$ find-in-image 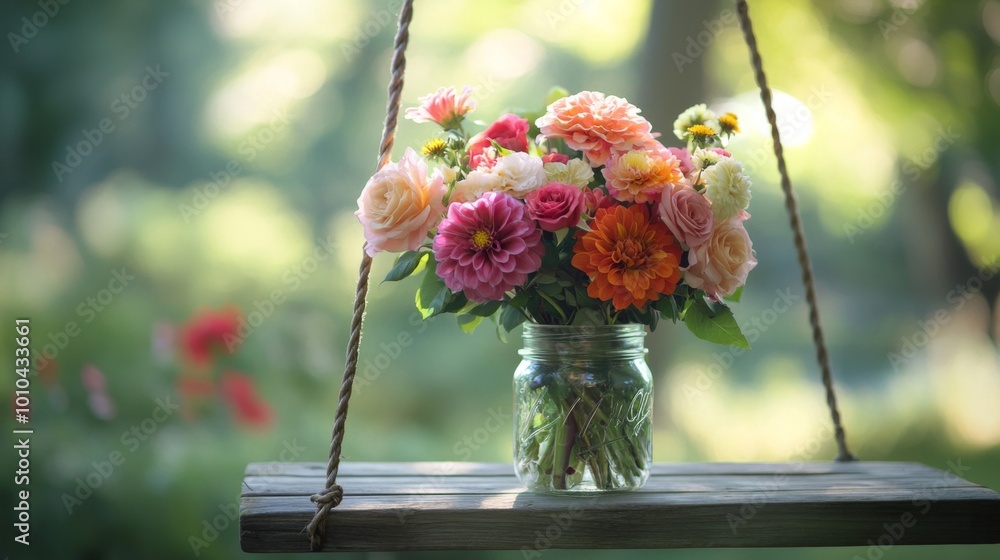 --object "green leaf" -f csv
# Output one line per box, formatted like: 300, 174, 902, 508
441, 291, 468, 314
683, 298, 750, 349
500, 304, 527, 334
415, 260, 449, 319
467, 300, 502, 317
508, 290, 530, 309
723, 285, 744, 303
457, 313, 484, 334
384, 250, 429, 283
